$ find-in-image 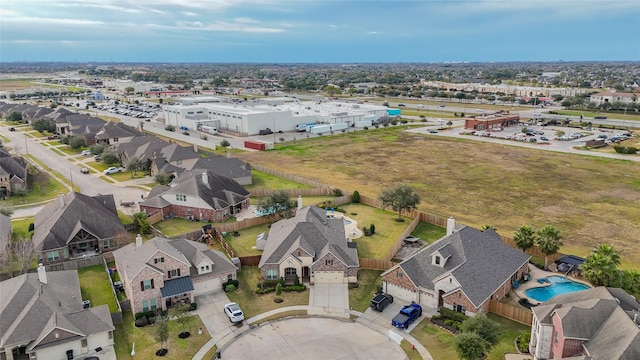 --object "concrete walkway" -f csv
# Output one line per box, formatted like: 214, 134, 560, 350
192, 283, 435, 360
